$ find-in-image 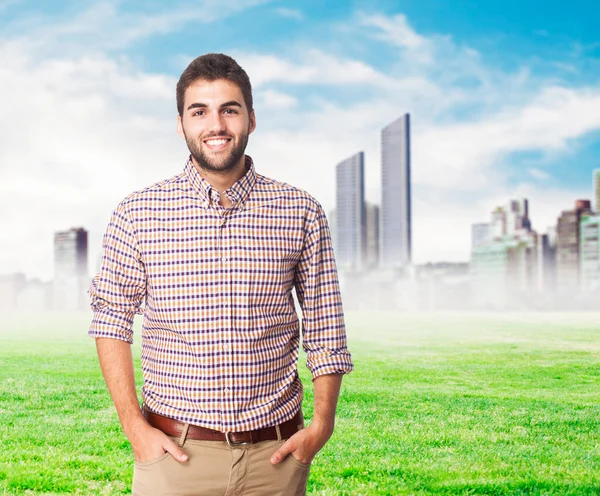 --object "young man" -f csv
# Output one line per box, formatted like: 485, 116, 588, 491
89, 53, 353, 496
